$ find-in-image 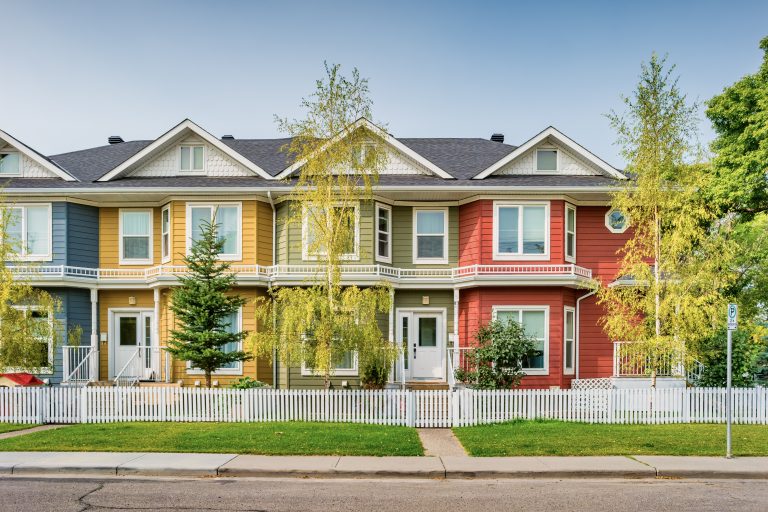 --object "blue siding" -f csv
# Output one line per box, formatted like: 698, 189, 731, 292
66, 203, 99, 268
51, 202, 67, 265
